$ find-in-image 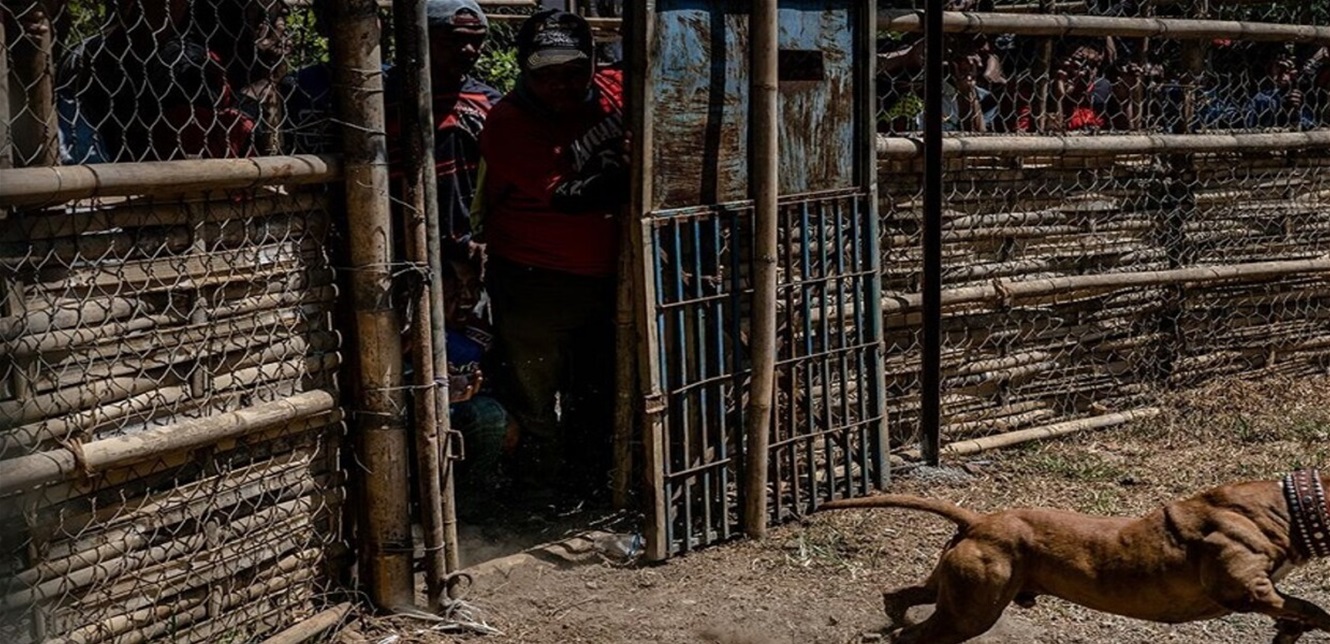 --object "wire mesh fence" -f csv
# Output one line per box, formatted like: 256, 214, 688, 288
2, 0, 349, 640
0, 186, 347, 642
876, 2, 1330, 453
876, 3, 1330, 136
